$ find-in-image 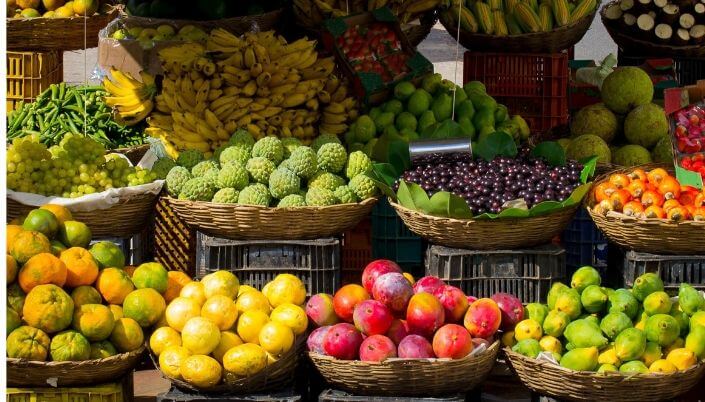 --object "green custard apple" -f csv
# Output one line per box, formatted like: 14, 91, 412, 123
165, 166, 192, 197
317, 143, 347, 173
334, 185, 358, 204
217, 163, 249, 190
237, 183, 271, 206
191, 160, 219, 177
308, 172, 345, 192
277, 194, 306, 207
311, 133, 342, 152
219, 146, 250, 167
228, 129, 255, 151
151, 158, 176, 180
176, 149, 204, 170
287, 146, 318, 179
305, 187, 338, 206
345, 151, 373, 180
178, 177, 215, 201
251, 136, 284, 164
212, 188, 239, 204
269, 167, 300, 199
348, 174, 378, 200
246, 157, 276, 184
